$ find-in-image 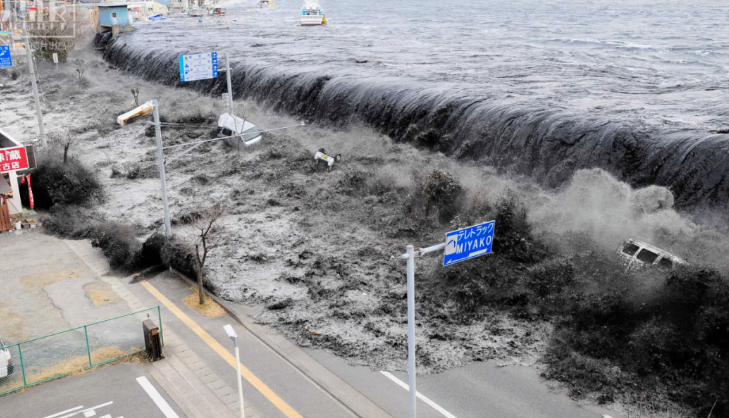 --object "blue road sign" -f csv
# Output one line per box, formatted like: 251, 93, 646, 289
179, 51, 218, 82
443, 220, 495, 266
0, 46, 12, 68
